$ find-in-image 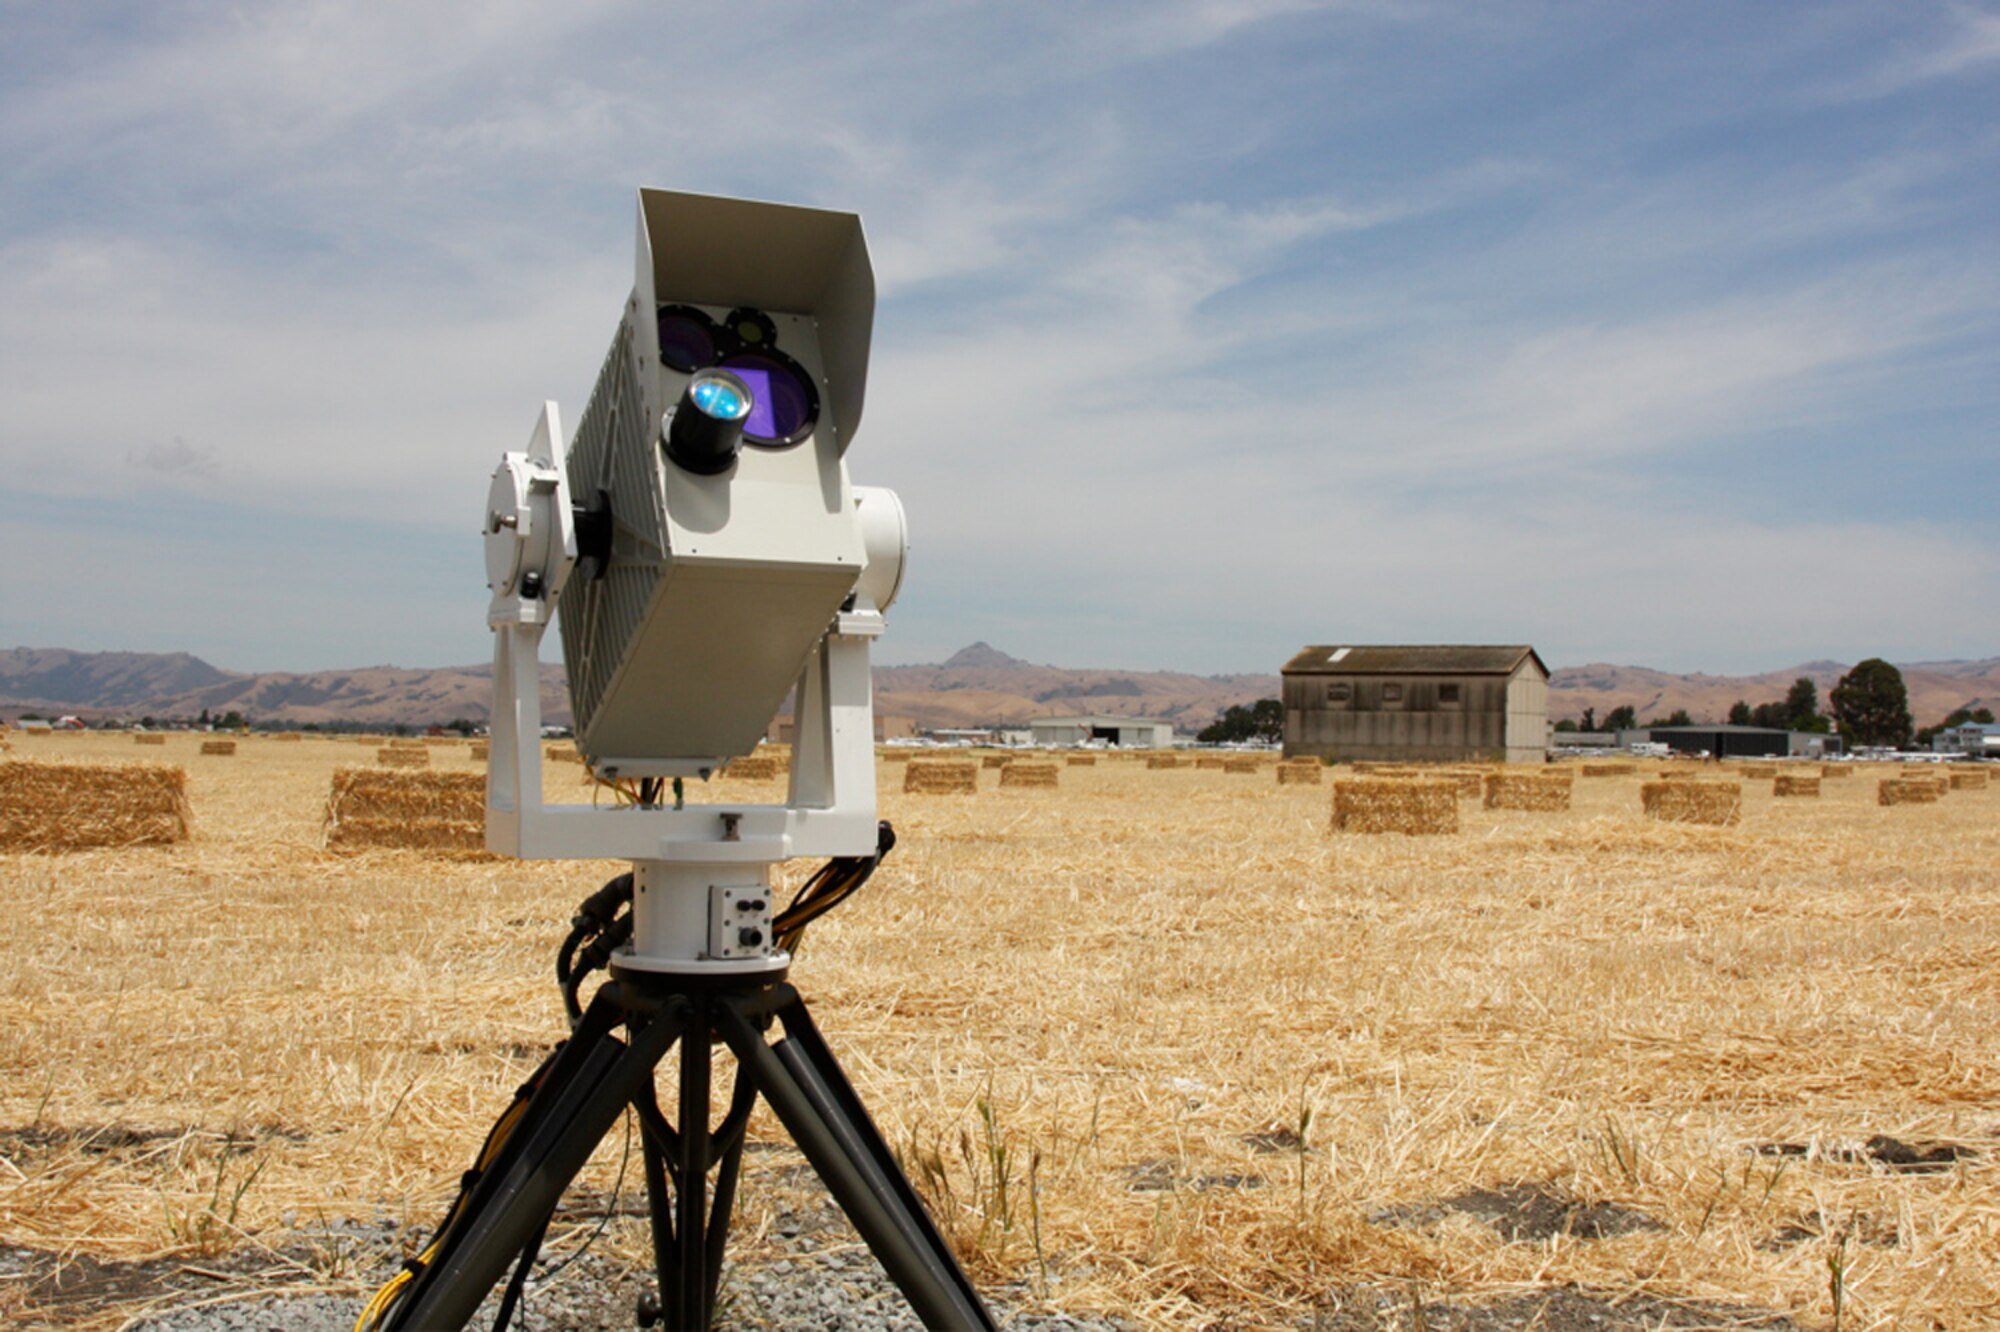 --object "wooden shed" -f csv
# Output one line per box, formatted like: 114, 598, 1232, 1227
1281, 644, 1548, 765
